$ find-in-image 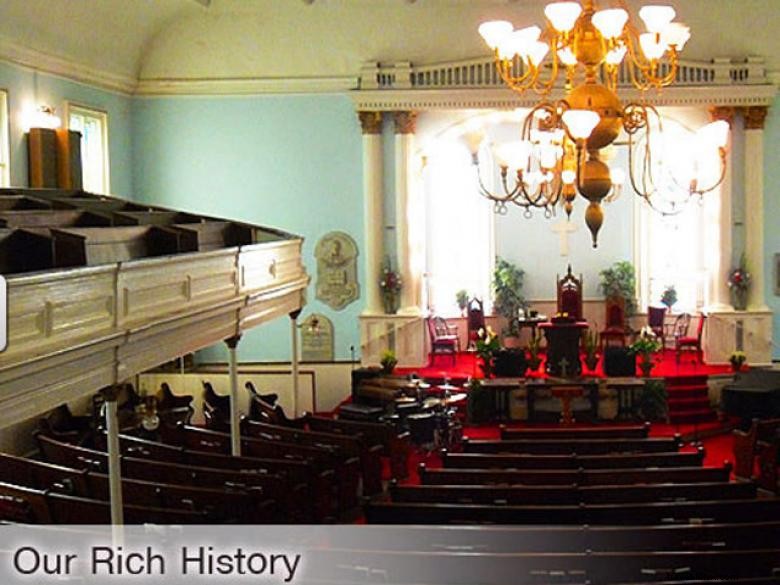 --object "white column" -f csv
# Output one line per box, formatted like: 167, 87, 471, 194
743, 106, 769, 311
104, 388, 123, 526
226, 335, 242, 456
707, 106, 735, 312
290, 310, 301, 417
394, 111, 419, 314
359, 111, 385, 315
